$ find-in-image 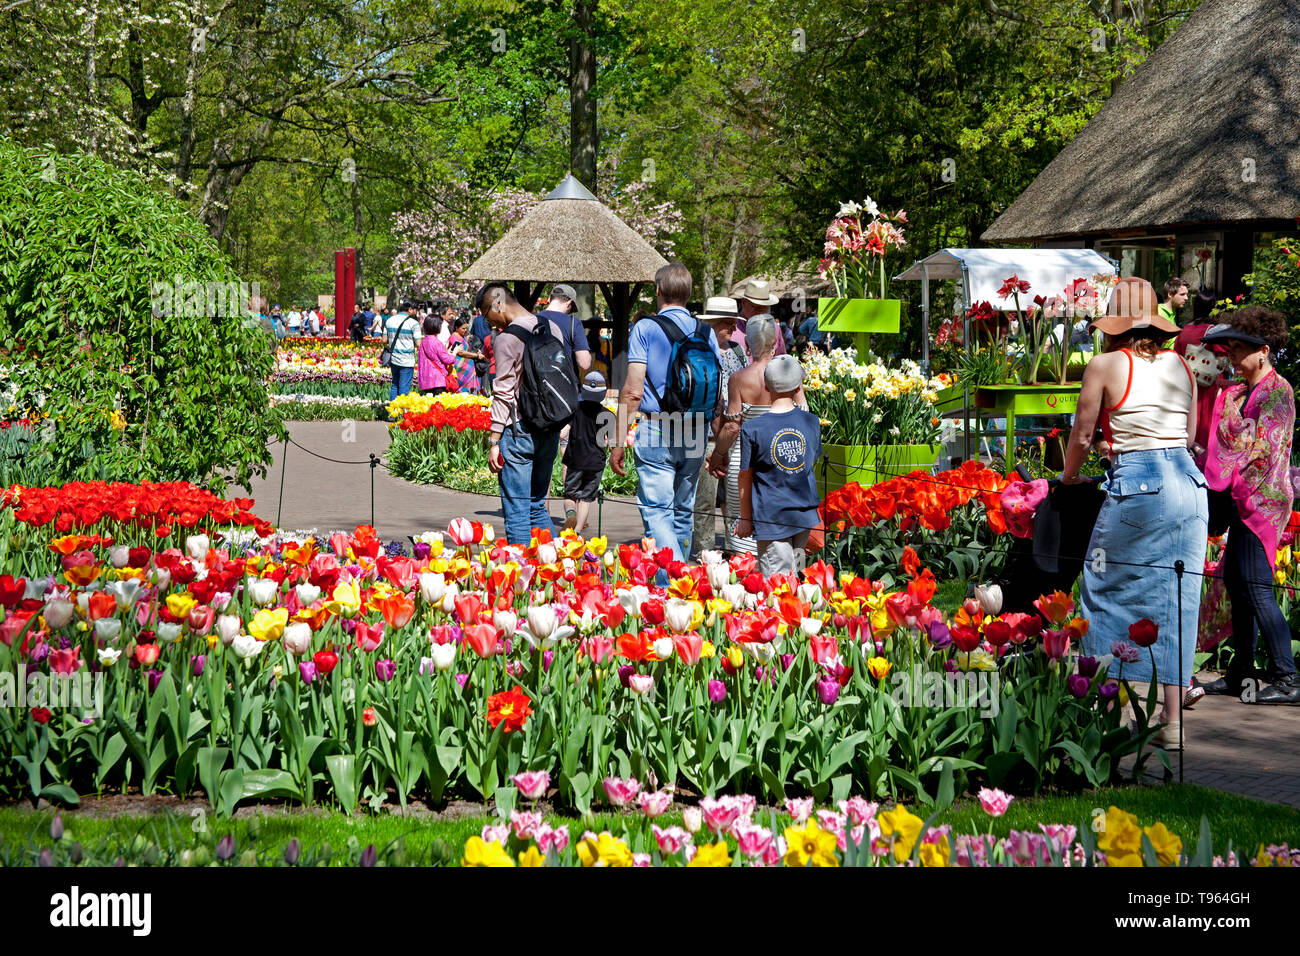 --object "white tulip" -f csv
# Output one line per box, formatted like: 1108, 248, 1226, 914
742, 641, 776, 664
526, 605, 557, 642
653, 637, 674, 661
282, 622, 312, 655
721, 583, 746, 610
493, 609, 518, 637
107, 579, 142, 609
43, 598, 75, 629
419, 572, 447, 603
800, 617, 824, 638
697, 549, 724, 567
974, 583, 1003, 617
294, 583, 321, 606
618, 586, 649, 617
602, 550, 616, 570
151, 568, 172, 591
797, 583, 823, 609
157, 622, 184, 644
94, 619, 122, 642
706, 562, 731, 591
185, 534, 210, 562
108, 545, 131, 568
215, 614, 242, 646
440, 586, 461, 615
96, 647, 122, 666
231, 634, 264, 660
429, 642, 456, 671
664, 598, 695, 634
537, 542, 557, 565
24, 578, 48, 600
246, 576, 278, 606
